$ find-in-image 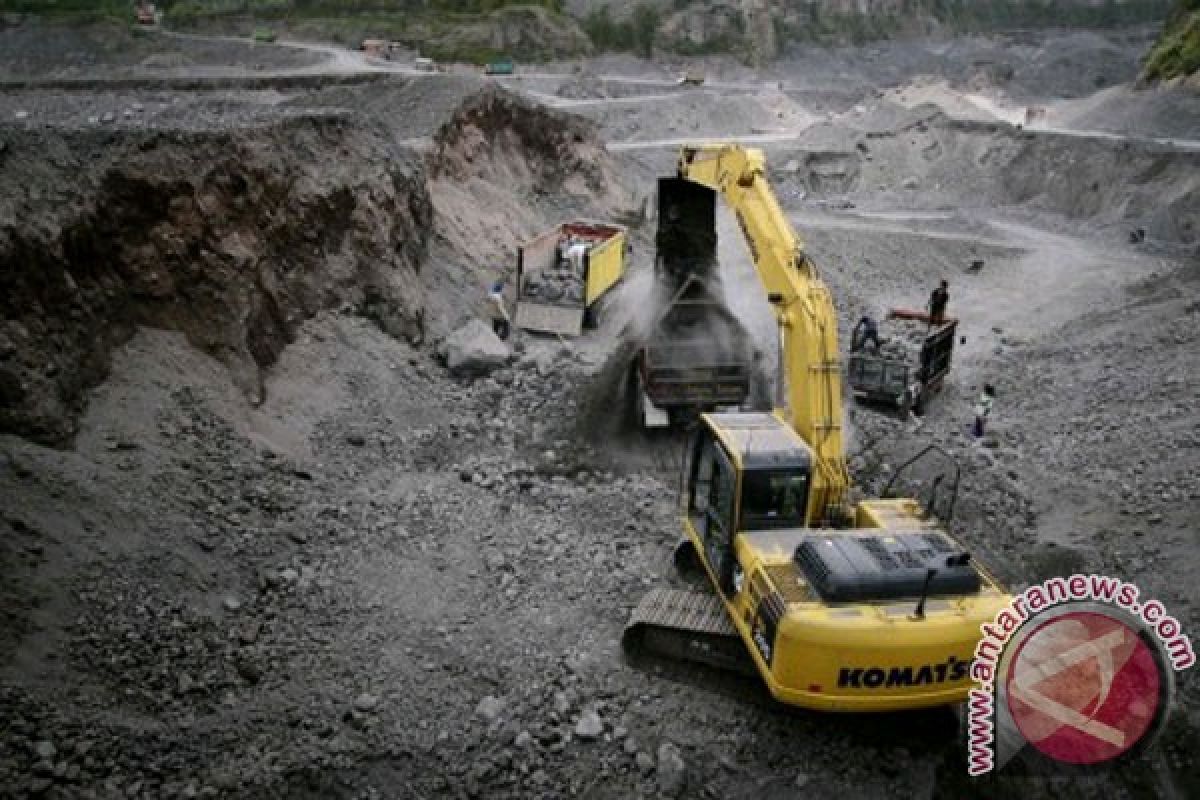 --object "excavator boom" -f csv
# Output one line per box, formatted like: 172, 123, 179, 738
676, 145, 849, 524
